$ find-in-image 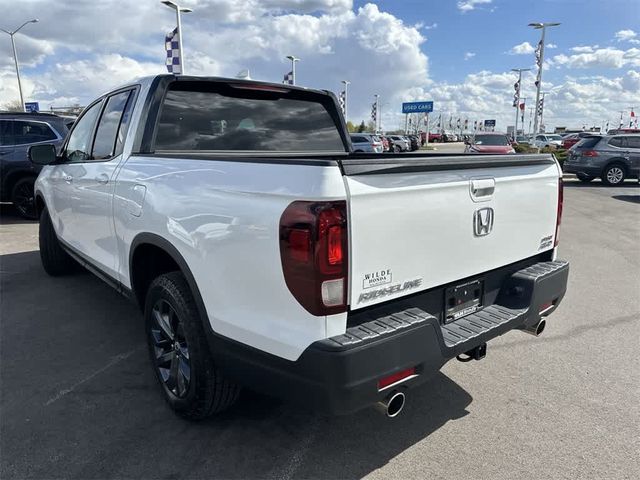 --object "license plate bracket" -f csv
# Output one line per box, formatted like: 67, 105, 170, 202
444, 279, 484, 323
